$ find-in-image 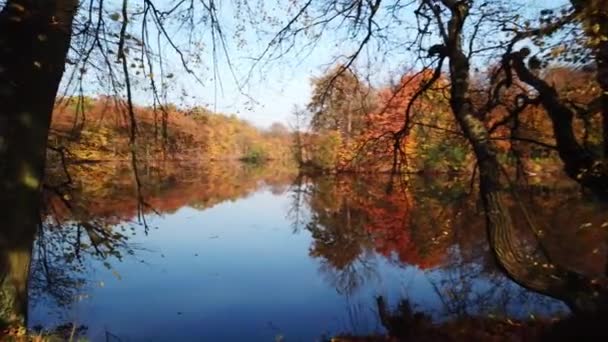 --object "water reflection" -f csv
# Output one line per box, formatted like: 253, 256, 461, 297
300, 175, 450, 296
294, 175, 604, 314
2, 163, 608, 340
297, 174, 608, 340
